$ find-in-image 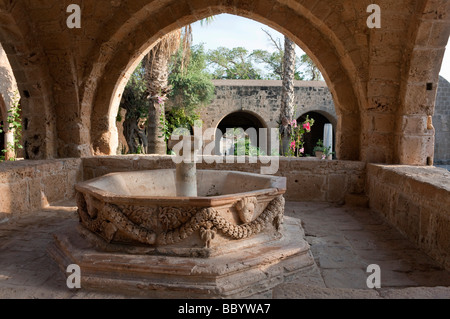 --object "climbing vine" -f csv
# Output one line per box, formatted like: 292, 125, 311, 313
0, 91, 23, 162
